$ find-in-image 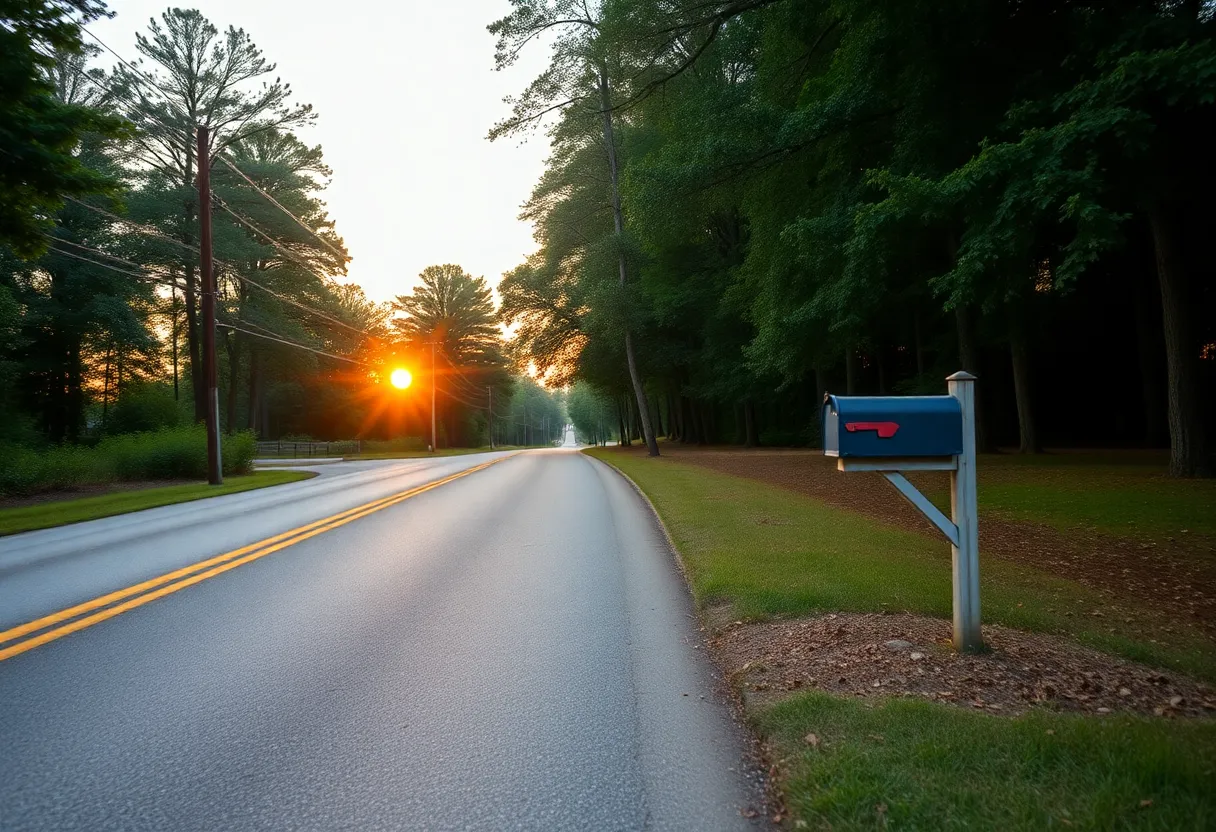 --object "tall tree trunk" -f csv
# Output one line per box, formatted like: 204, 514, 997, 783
1134, 277, 1167, 448
955, 304, 993, 453
101, 345, 112, 427
651, 394, 664, 438
914, 311, 926, 378
744, 399, 759, 447
224, 330, 240, 435
1008, 302, 1039, 454
617, 399, 629, 446
247, 349, 261, 434
1149, 204, 1211, 476
171, 285, 180, 402
599, 62, 658, 456
813, 365, 827, 448
182, 150, 206, 424
845, 347, 859, 395
67, 338, 82, 442
184, 265, 204, 422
